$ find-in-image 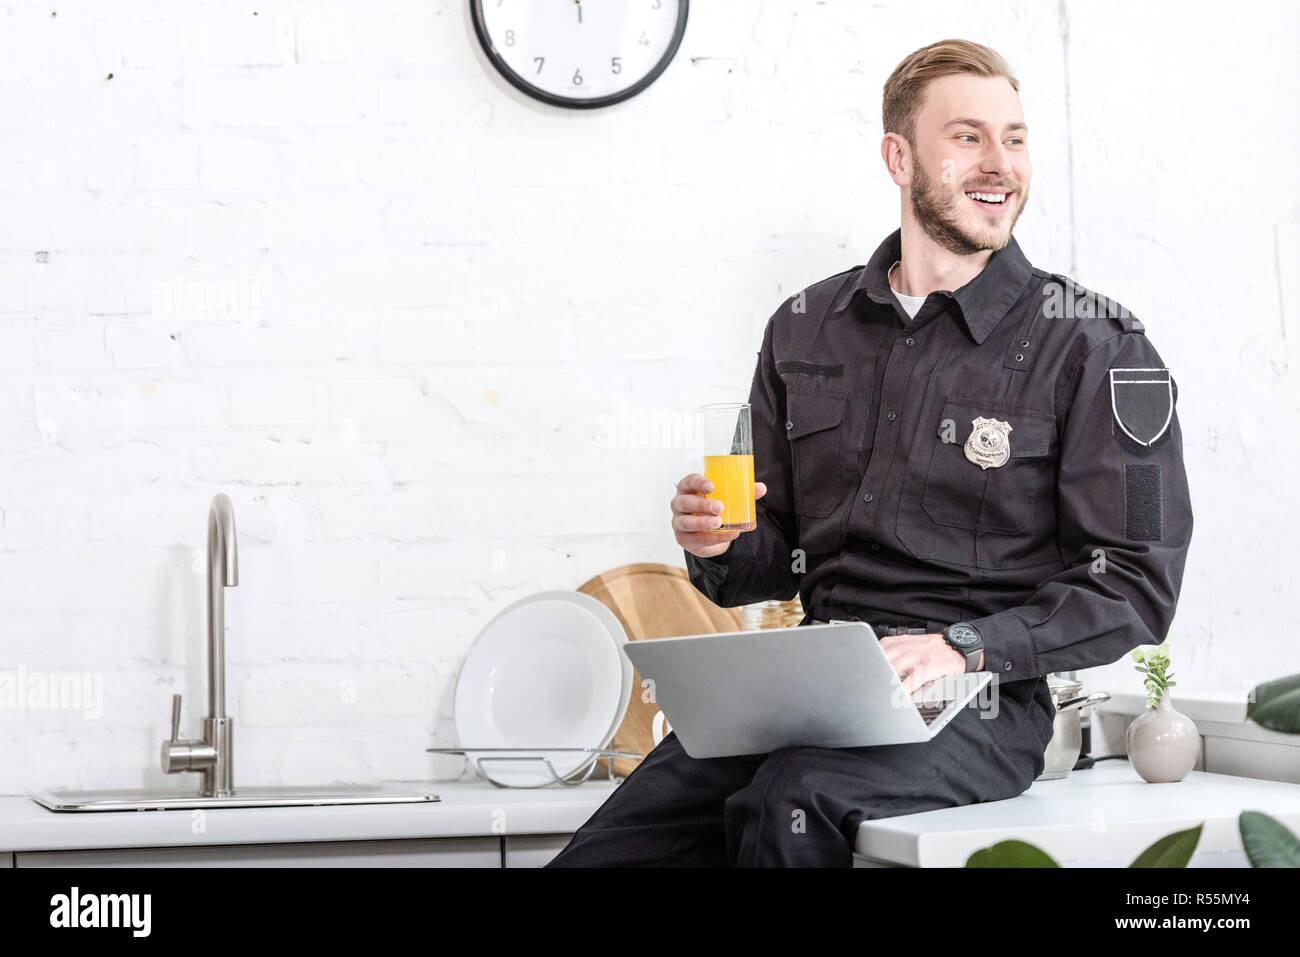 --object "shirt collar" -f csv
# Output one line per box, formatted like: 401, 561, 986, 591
830, 227, 1034, 345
